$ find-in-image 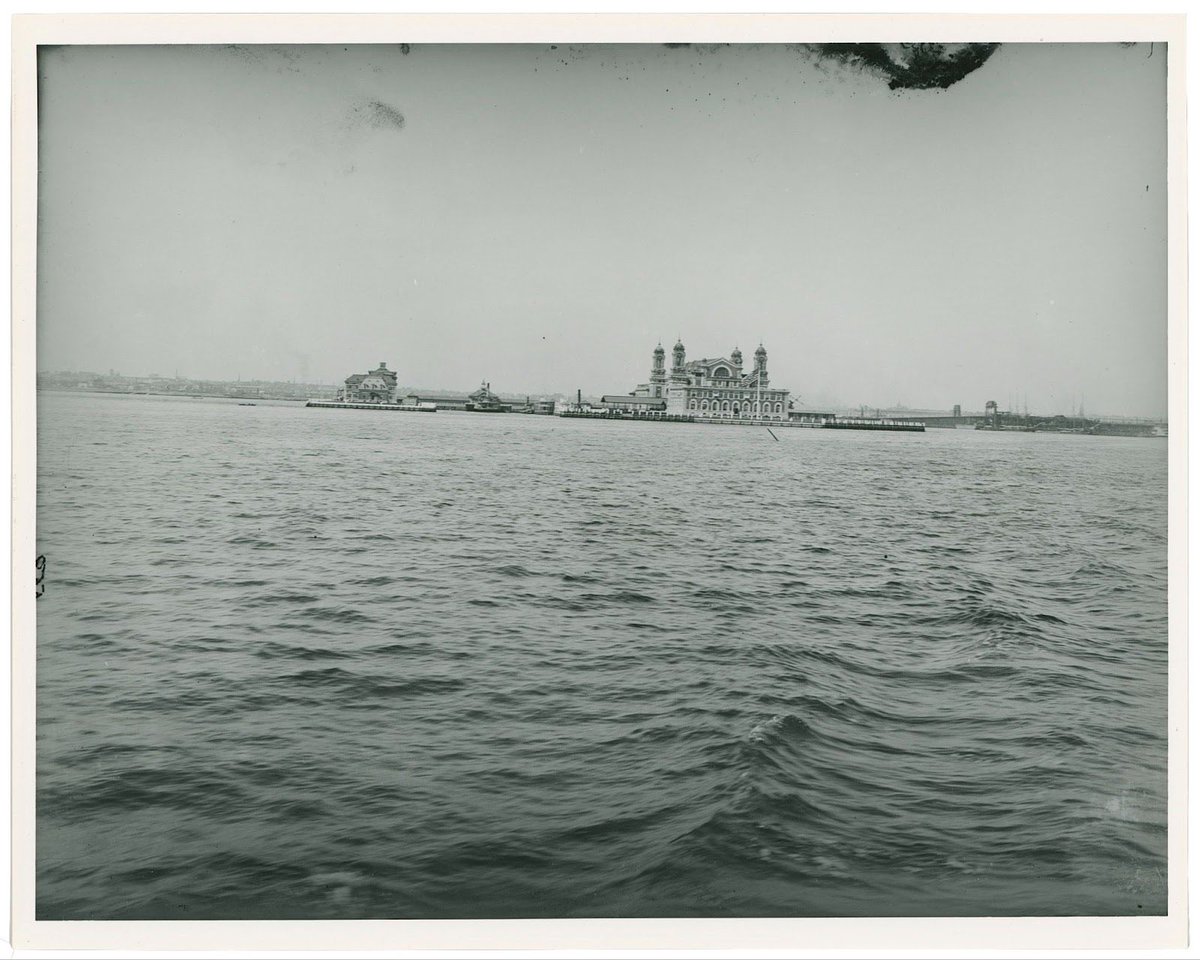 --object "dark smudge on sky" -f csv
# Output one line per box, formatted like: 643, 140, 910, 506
652, 41, 1003, 91
351, 98, 406, 132
808, 43, 1002, 90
